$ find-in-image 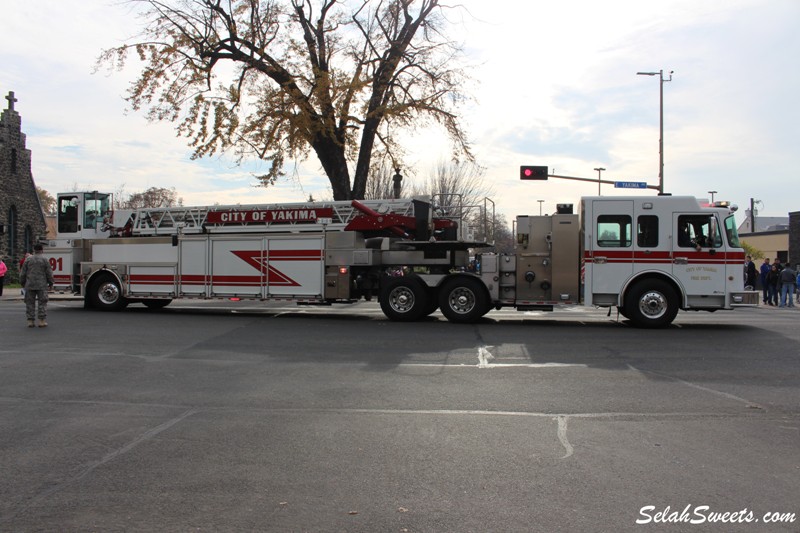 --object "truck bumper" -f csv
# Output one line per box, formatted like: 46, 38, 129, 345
730, 290, 759, 307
